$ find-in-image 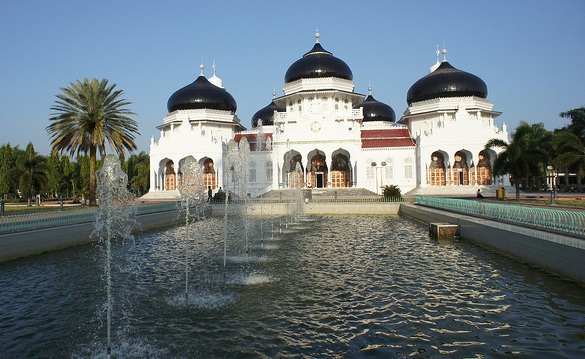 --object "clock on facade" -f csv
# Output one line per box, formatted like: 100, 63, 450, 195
310, 121, 321, 133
